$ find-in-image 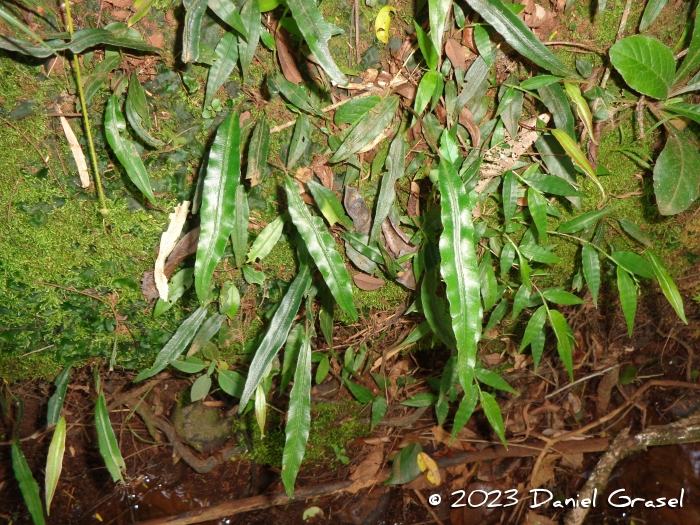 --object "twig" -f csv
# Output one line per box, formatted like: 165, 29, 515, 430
544, 366, 617, 399
18, 344, 55, 359
636, 95, 646, 140
600, 0, 633, 89
543, 41, 602, 53
354, 0, 360, 63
